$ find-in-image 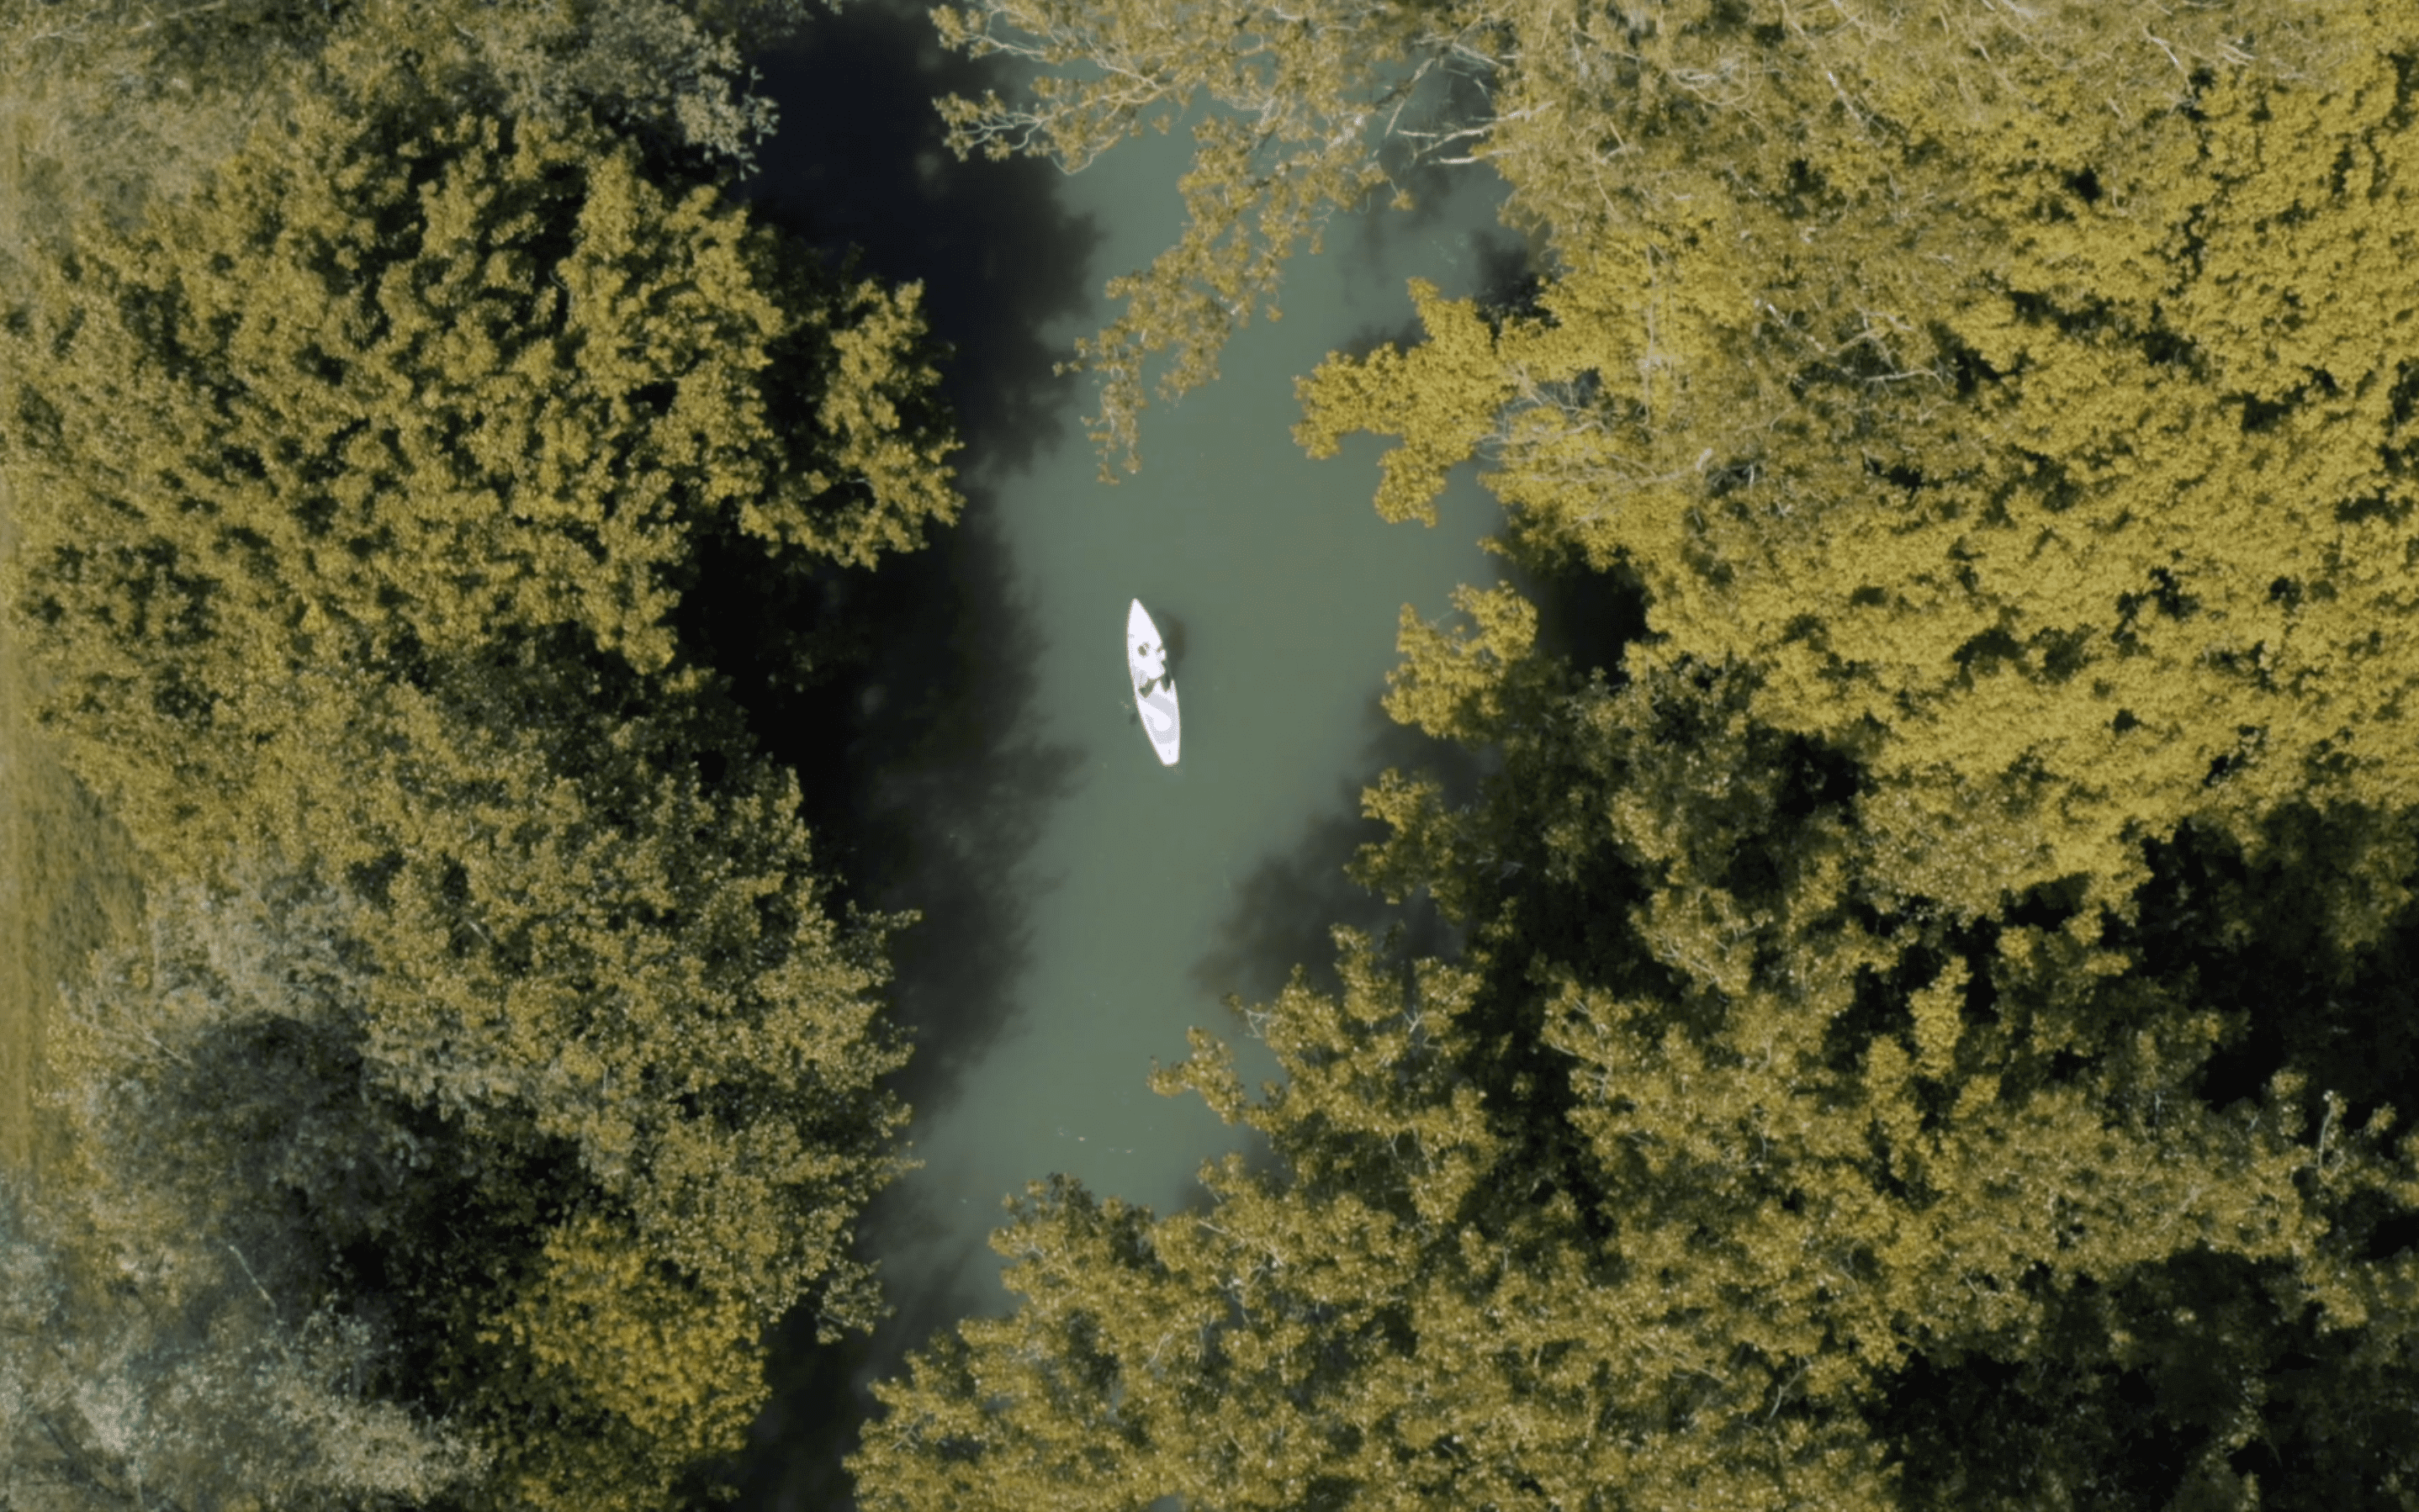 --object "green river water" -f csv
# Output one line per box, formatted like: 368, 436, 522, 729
735, 11, 1521, 1500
